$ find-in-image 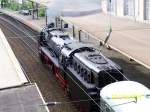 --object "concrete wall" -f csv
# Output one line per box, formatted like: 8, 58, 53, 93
116, 0, 124, 17
101, 0, 108, 13
139, 0, 144, 21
